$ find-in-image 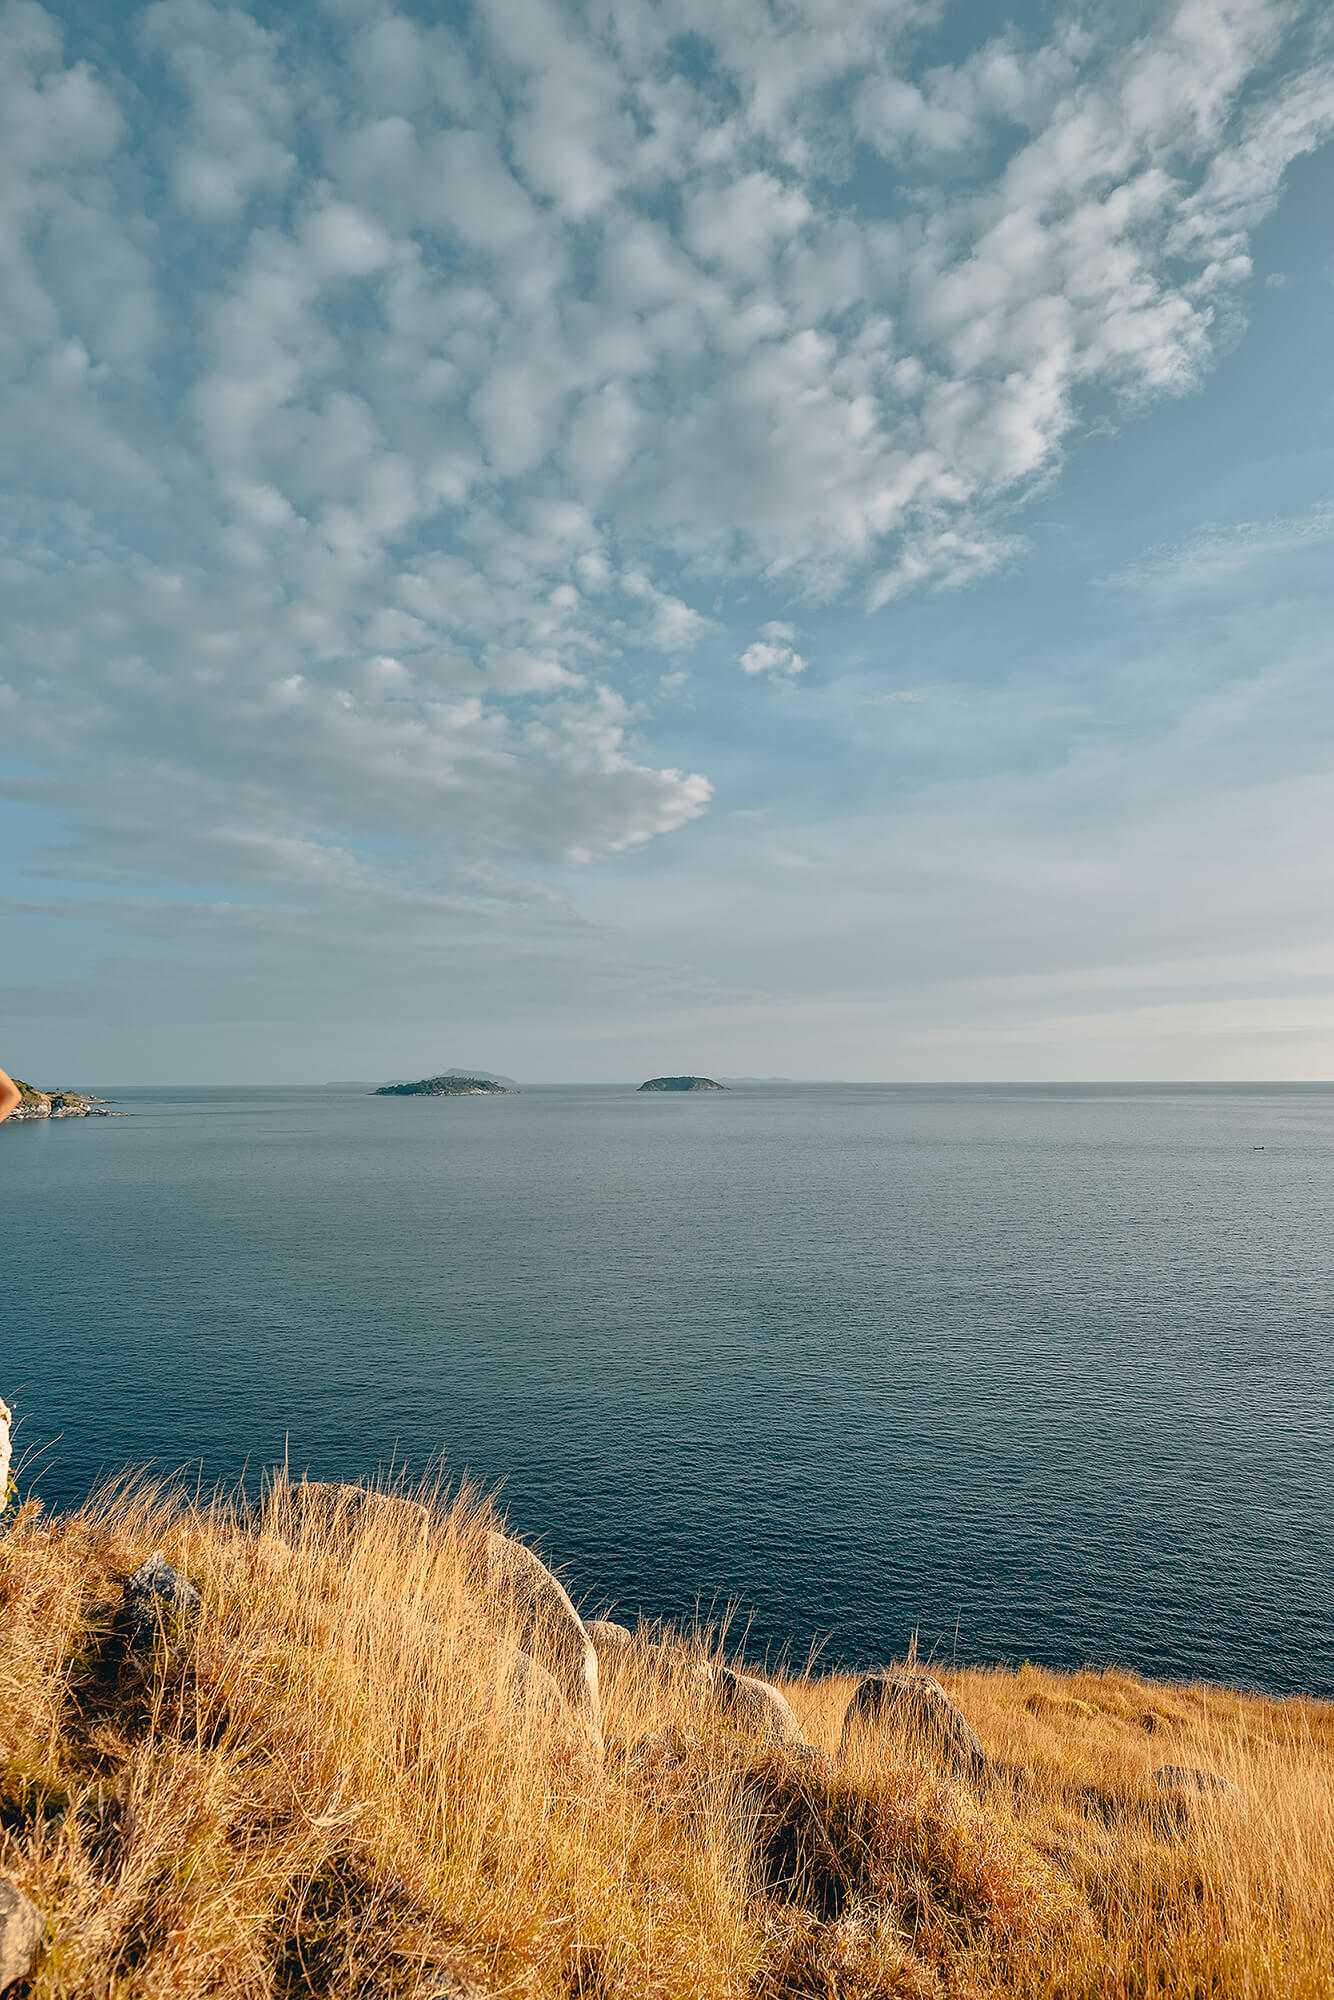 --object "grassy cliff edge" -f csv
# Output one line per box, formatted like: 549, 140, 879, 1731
2, 1478, 1331, 2000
